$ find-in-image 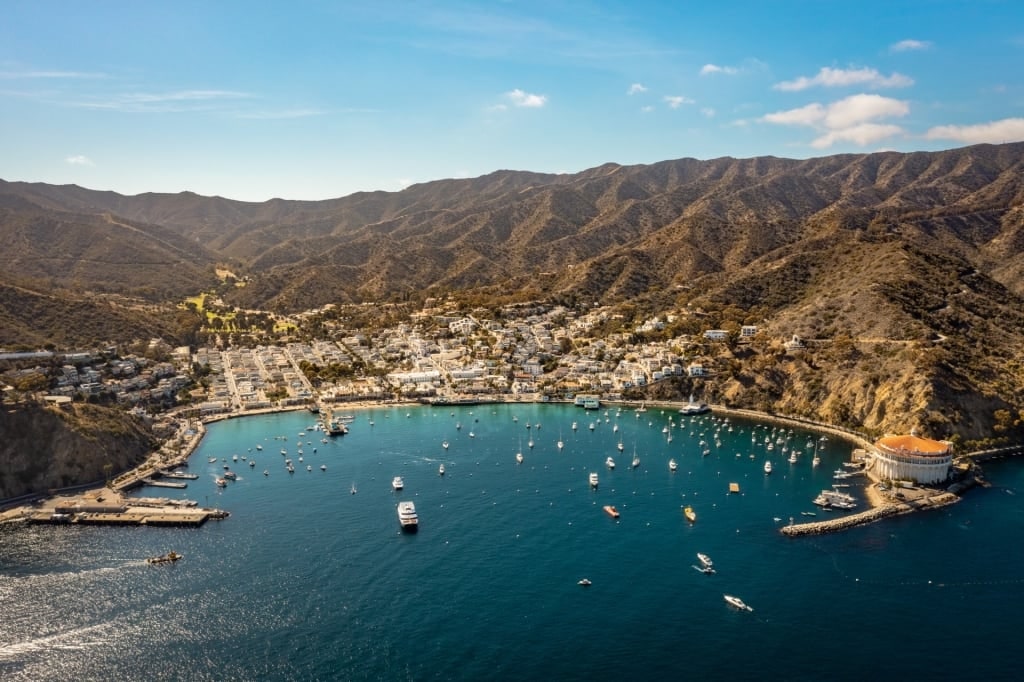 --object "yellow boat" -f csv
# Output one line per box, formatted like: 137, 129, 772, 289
146, 551, 183, 565
683, 505, 696, 523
